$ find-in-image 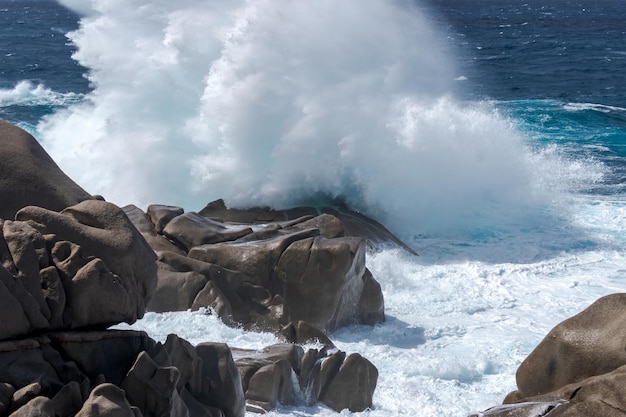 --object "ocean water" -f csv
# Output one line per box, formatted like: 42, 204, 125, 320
2, 0, 626, 416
